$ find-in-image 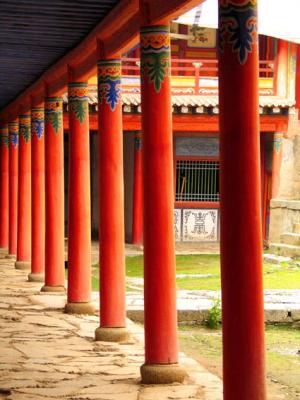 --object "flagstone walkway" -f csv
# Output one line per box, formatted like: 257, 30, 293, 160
0, 256, 224, 400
